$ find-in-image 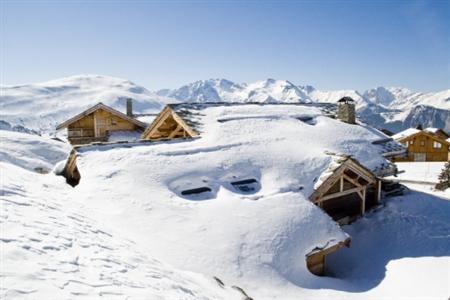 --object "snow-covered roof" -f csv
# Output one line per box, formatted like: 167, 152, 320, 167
66, 103, 406, 285
424, 127, 439, 134
392, 128, 420, 140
